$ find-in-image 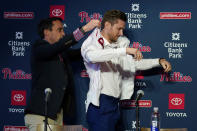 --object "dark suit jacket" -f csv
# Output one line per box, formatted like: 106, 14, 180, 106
25, 34, 79, 120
